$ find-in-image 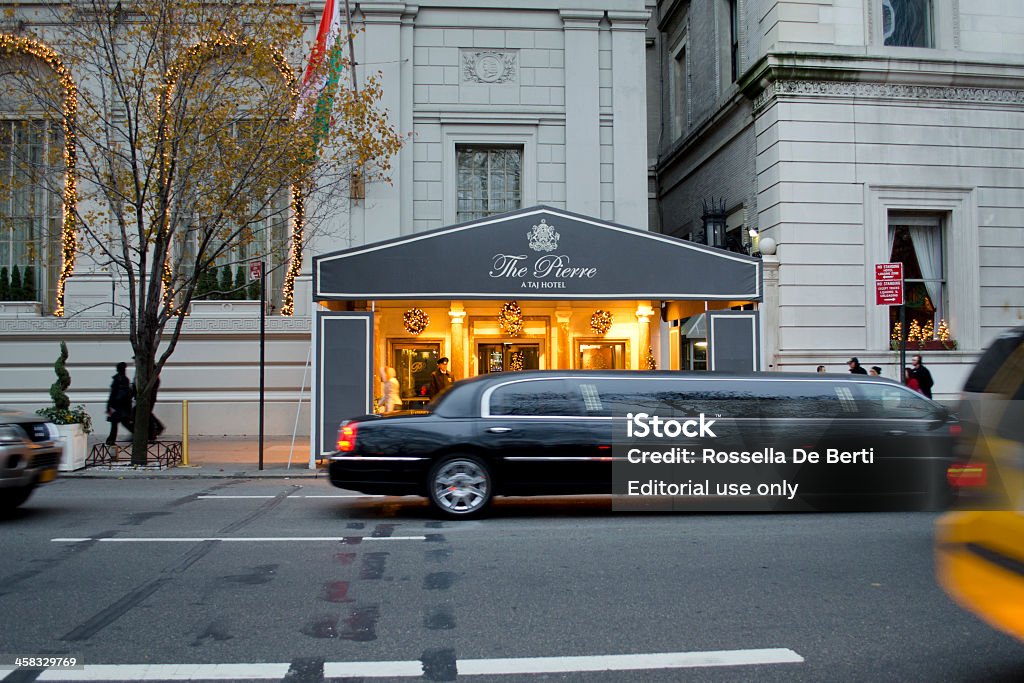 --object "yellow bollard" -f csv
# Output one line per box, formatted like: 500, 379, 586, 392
181, 399, 190, 466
